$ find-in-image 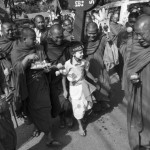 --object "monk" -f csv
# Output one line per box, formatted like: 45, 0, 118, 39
46, 24, 73, 128
0, 22, 15, 90
109, 12, 124, 45
125, 15, 150, 150
0, 65, 16, 150
109, 13, 125, 79
62, 19, 74, 41
11, 27, 60, 146
117, 12, 139, 49
118, 12, 139, 90
84, 22, 111, 110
